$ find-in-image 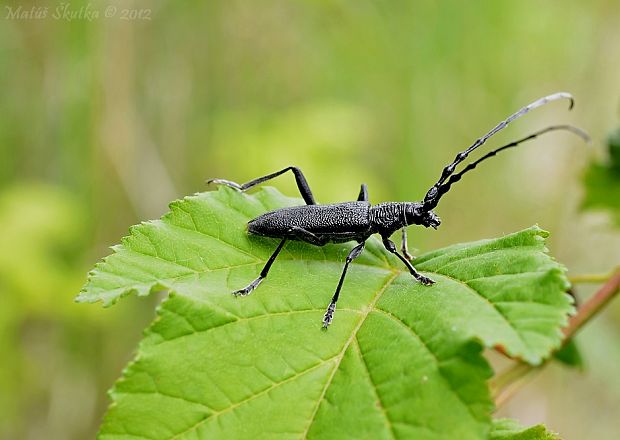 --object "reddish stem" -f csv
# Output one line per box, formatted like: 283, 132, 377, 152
563, 269, 620, 340
493, 268, 620, 409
